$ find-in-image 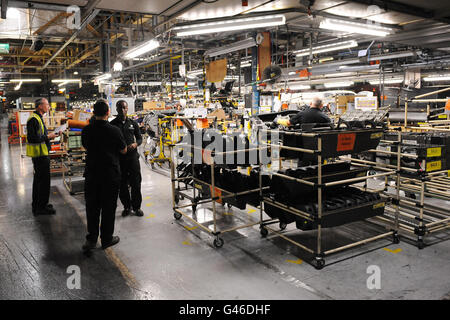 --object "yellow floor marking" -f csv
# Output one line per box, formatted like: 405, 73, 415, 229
286, 258, 303, 265
383, 248, 402, 254
146, 214, 155, 218
247, 209, 256, 214
105, 248, 139, 288
182, 240, 192, 246
144, 196, 151, 200
145, 203, 153, 207
184, 225, 198, 231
